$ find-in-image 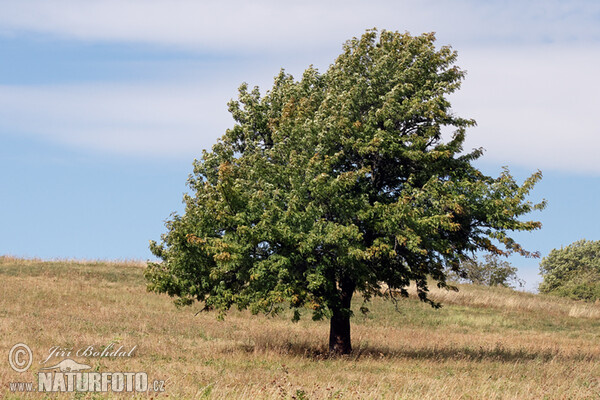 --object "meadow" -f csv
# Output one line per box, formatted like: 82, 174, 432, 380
1, 256, 600, 399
